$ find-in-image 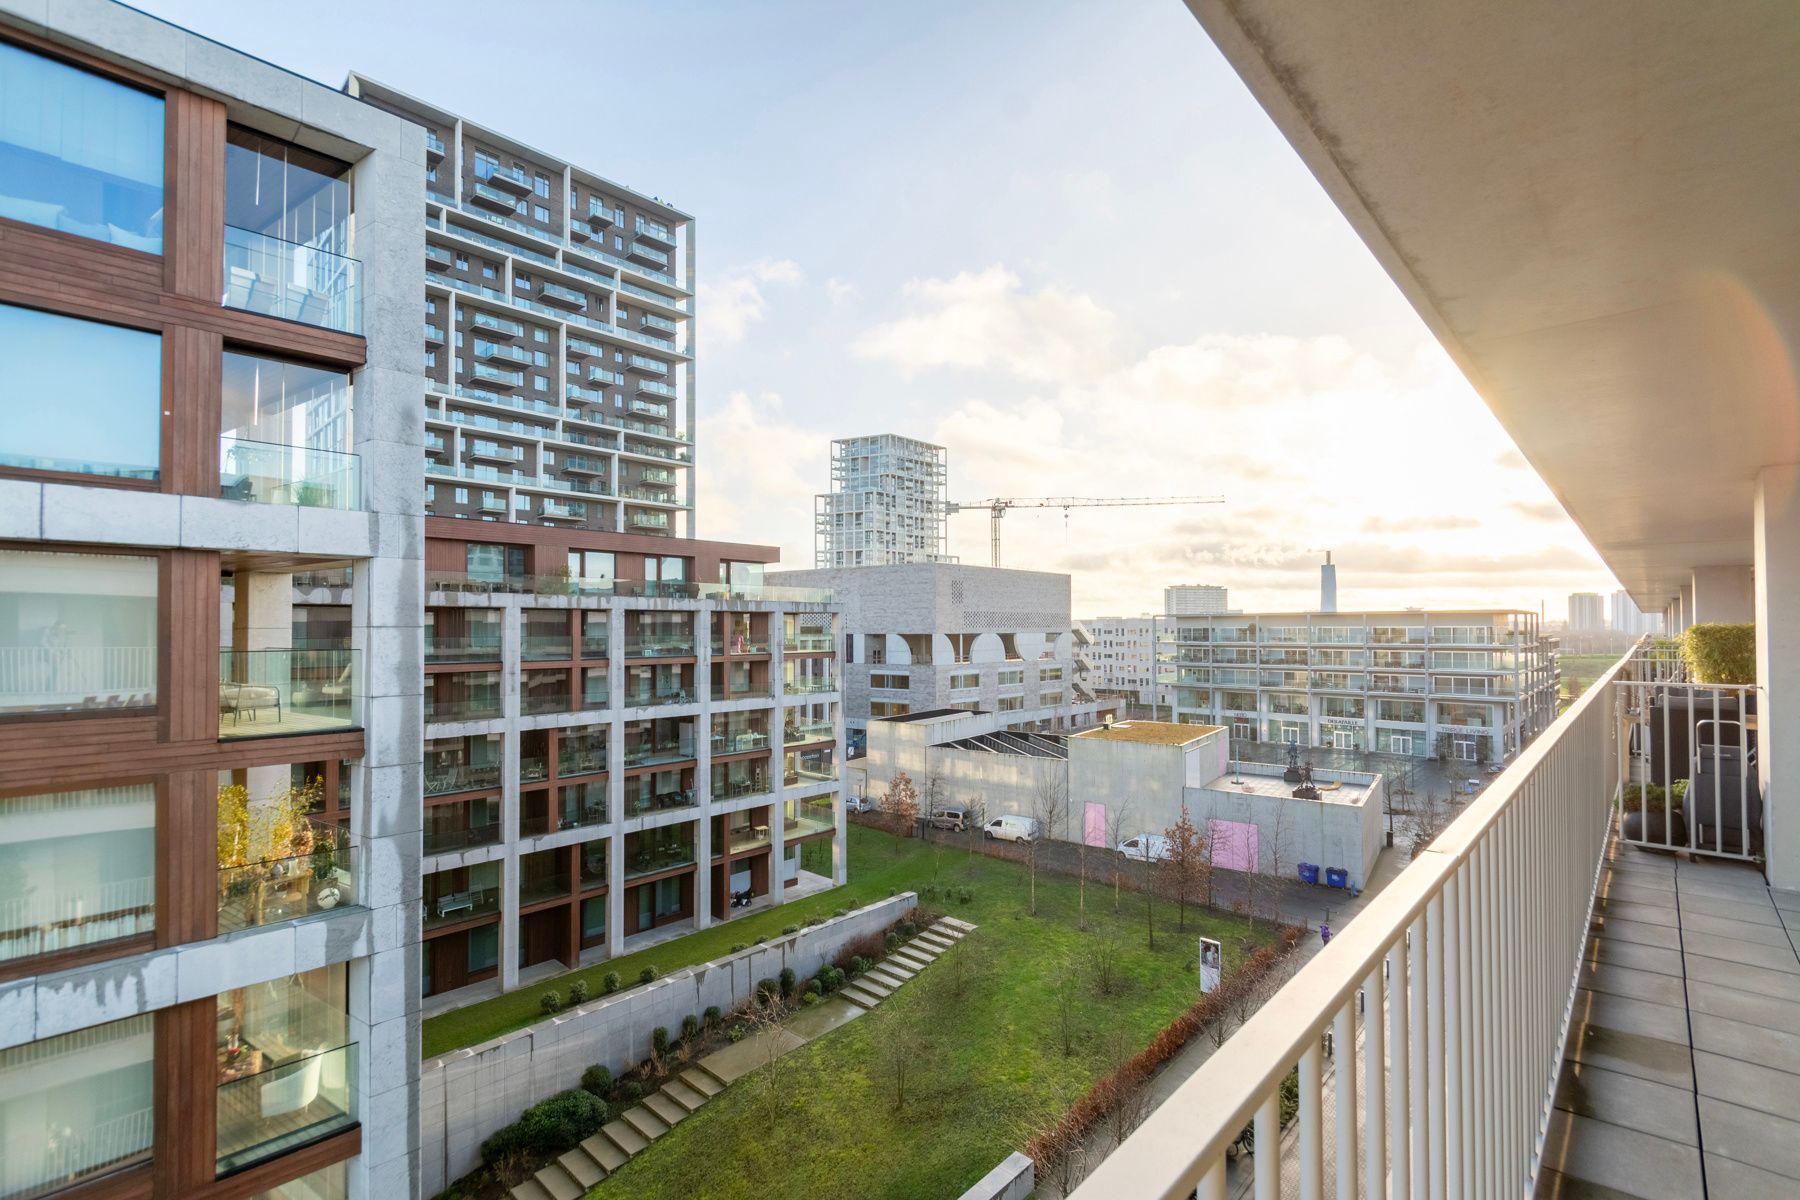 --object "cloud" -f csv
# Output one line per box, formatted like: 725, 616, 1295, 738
1494, 449, 1529, 471
1361, 515, 1482, 534
1506, 500, 1566, 523
697, 258, 803, 345
826, 278, 860, 308
851, 265, 1120, 382
694, 390, 821, 564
